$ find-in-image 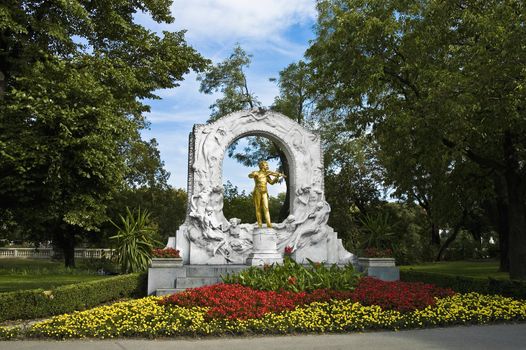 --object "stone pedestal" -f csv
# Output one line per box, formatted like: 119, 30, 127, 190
358, 257, 395, 268
150, 258, 183, 268
358, 257, 399, 281
246, 228, 283, 266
